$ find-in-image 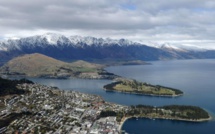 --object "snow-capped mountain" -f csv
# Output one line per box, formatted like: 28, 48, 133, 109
138, 41, 210, 52
0, 33, 215, 66
156, 43, 210, 52
68, 35, 137, 46
0, 33, 140, 51
154, 43, 186, 51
